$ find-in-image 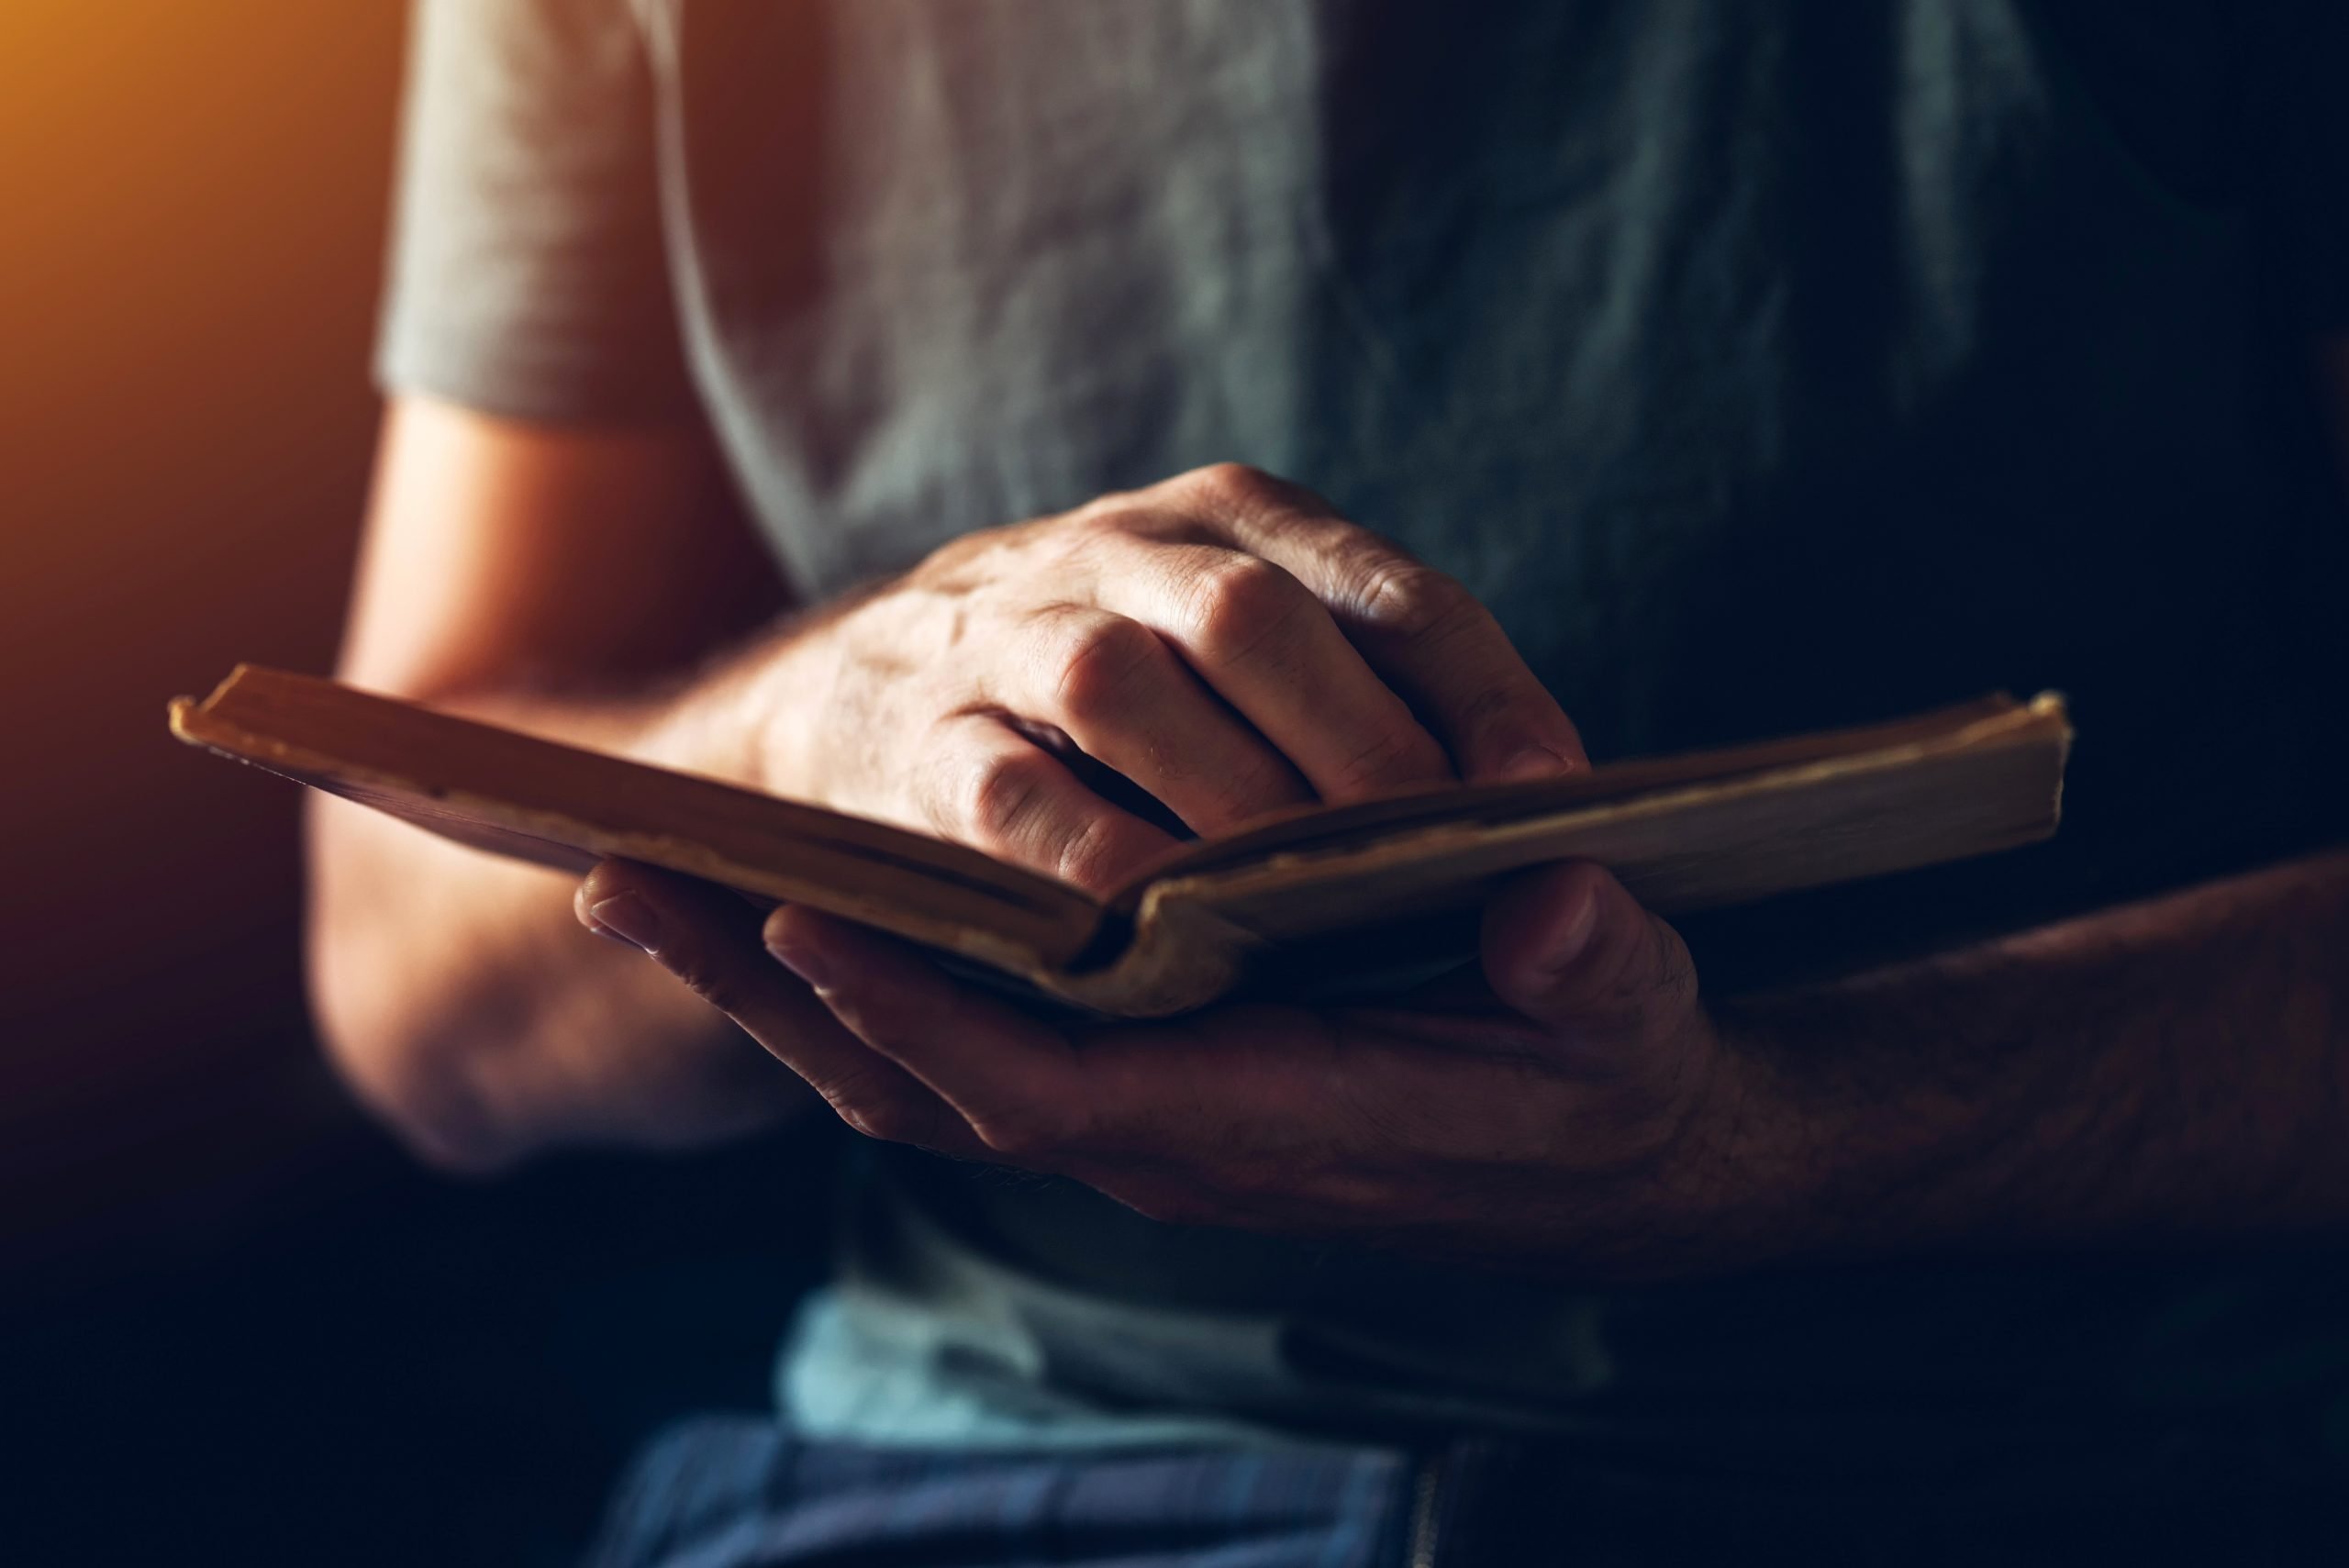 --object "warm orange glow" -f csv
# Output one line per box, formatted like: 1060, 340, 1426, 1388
1, 0, 406, 1263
